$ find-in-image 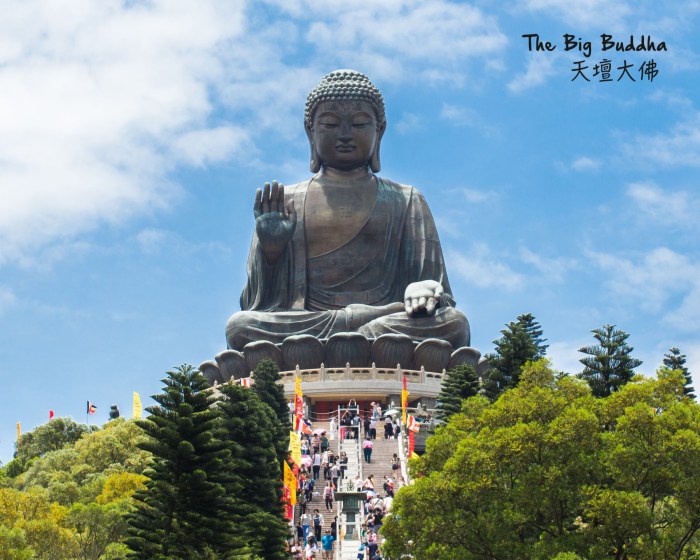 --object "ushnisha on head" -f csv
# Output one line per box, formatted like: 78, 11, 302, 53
305, 69, 386, 173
